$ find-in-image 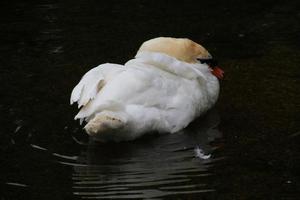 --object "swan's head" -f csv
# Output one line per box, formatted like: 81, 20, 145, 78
137, 37, 212, 64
